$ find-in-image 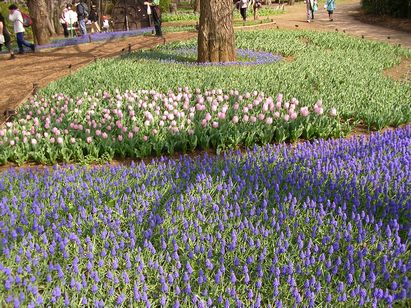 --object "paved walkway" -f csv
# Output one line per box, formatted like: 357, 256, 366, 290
0, 0, 410, 119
